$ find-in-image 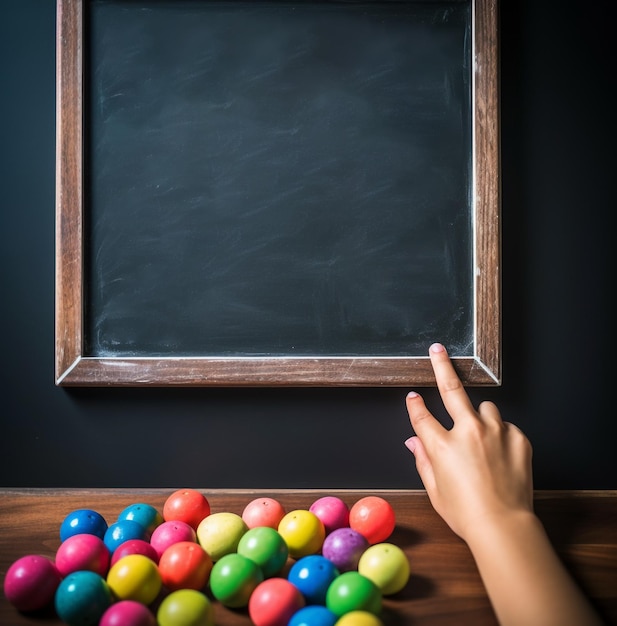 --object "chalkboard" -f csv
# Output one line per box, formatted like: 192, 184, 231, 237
55, 0, 500, 386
